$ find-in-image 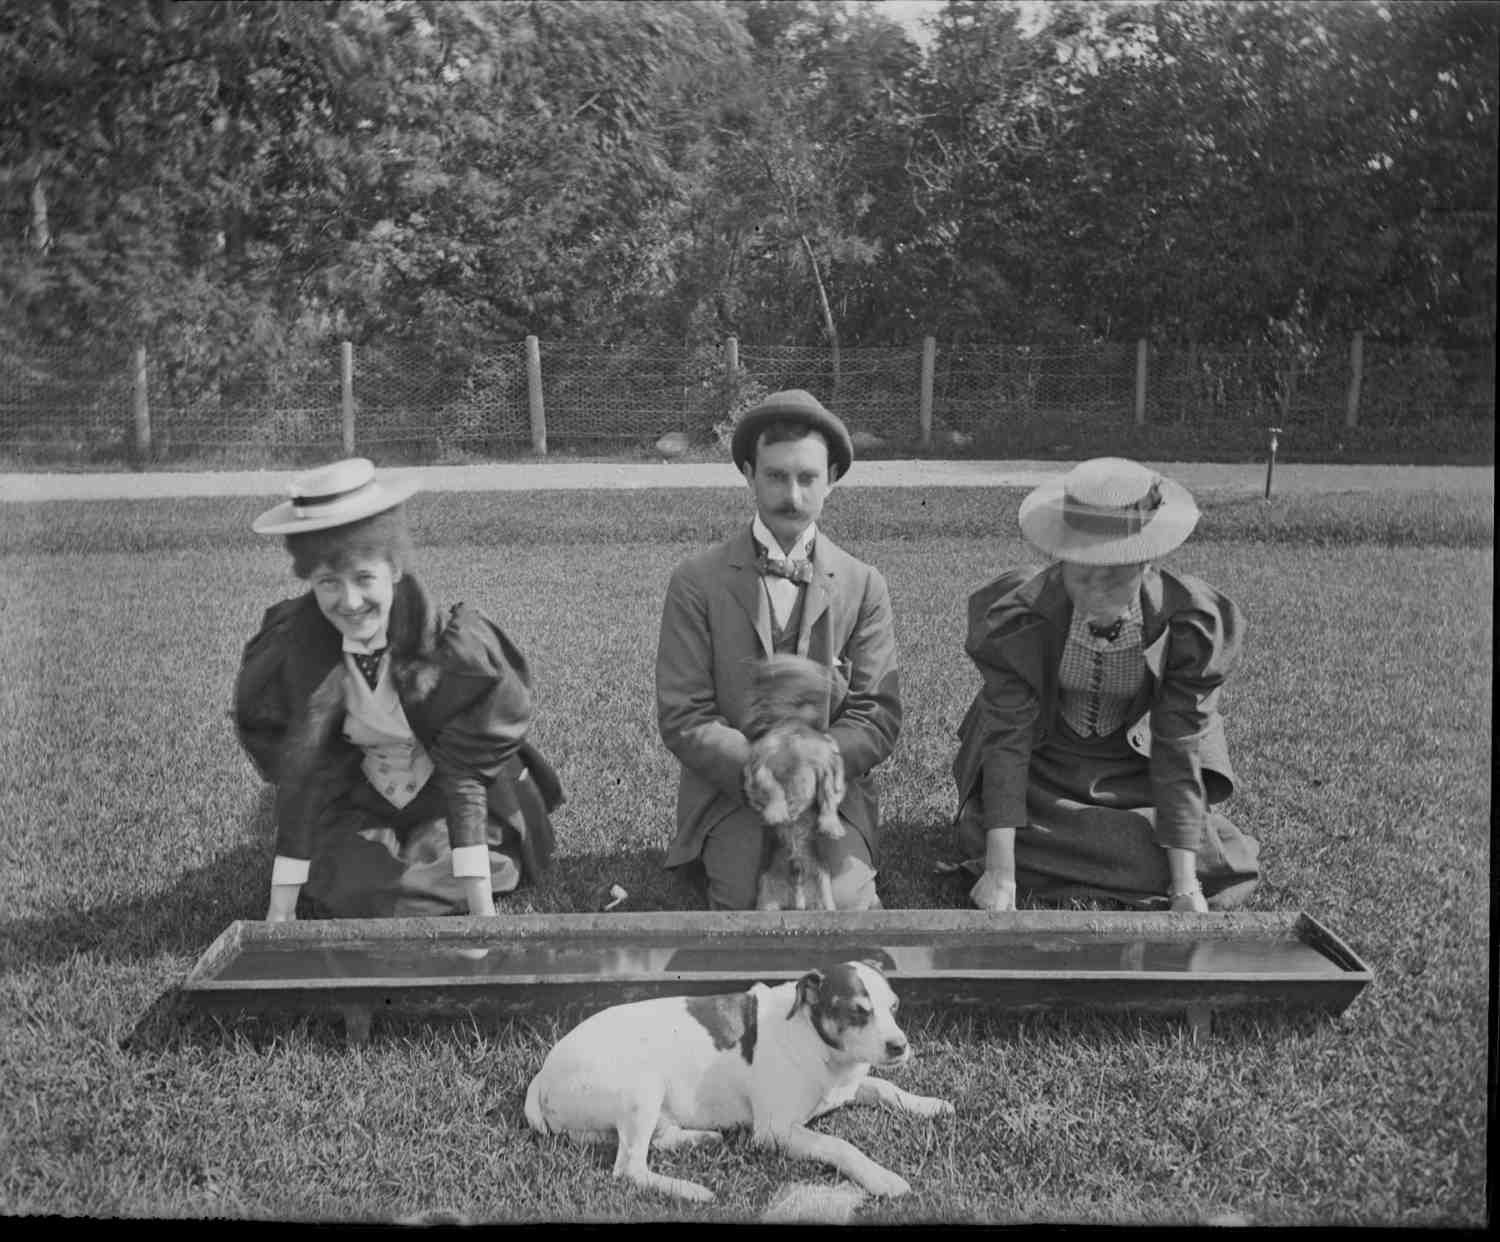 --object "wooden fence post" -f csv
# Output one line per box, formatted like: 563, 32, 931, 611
132, 344, 151, 463
1344, 331, 1364, 429
1134, 338, 1148, 426
725, 334, 739, 377
918, 336, 936, 449
525, 334, 547, 455
340, 340, 355, 454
